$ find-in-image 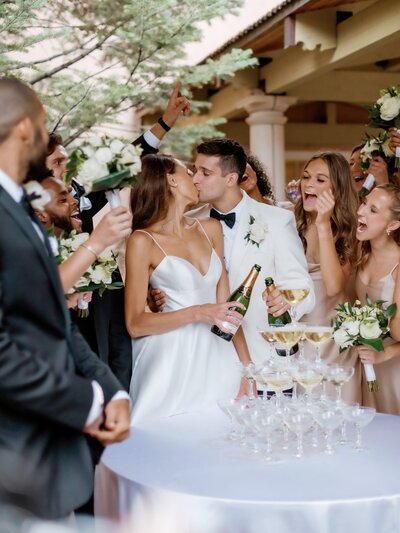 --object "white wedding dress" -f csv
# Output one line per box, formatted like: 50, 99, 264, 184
129, 223, 241, 424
